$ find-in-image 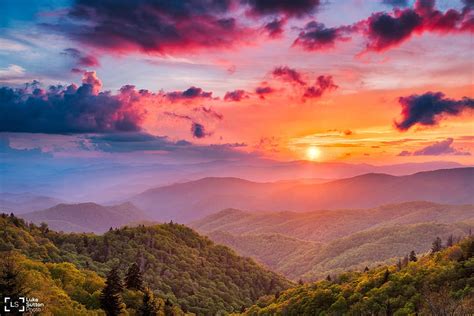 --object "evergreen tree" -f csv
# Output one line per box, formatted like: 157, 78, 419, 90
125, 263, 144, 290
326, 274, 331, 281
446, 234, 454, 247
164, 298, 174, 316
139, 287, 159, 316
0, 254, 27, 300
100, 266, 125, 316
364, 266, 369, 272
382, 269, 390, 283
431, 237, 443, 253
409, 250, 417, 262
